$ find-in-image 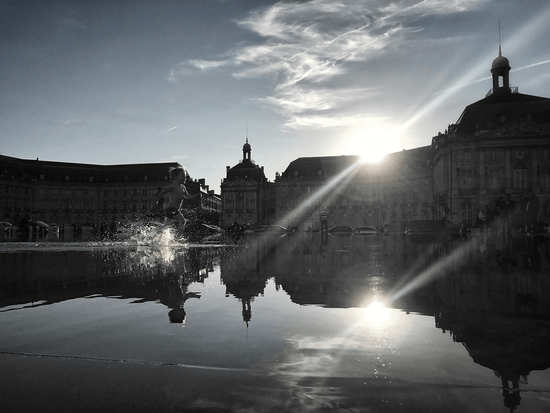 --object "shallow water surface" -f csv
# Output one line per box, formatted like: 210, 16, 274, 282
1, 233, 550, 412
